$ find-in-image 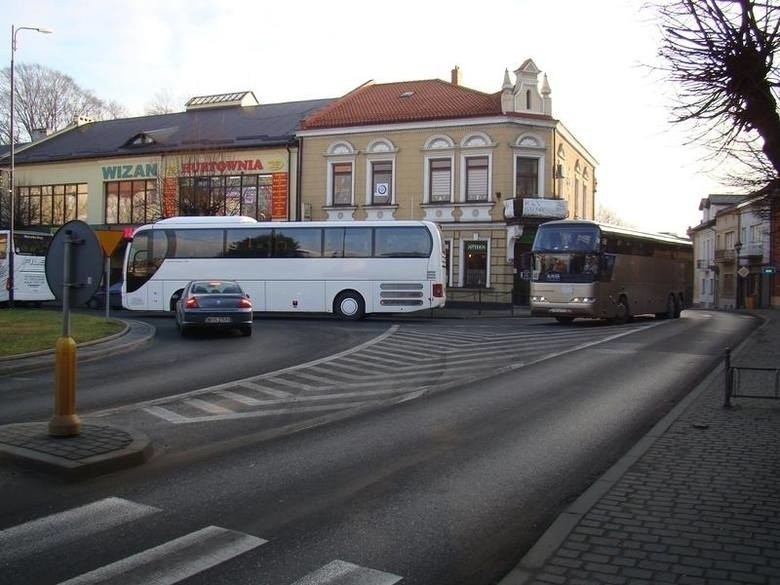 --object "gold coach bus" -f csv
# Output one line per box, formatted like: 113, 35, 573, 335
530, 220, 692, 324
